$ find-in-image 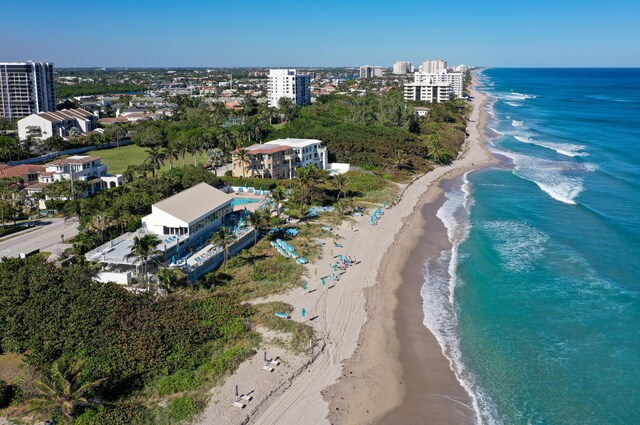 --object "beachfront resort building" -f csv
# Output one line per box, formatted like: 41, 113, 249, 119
85, 182, 257, 285
0, 61, 56, 119
359, 65, 385, 79
231, 138, 329, 179
392, 61, 413, 75
17, 108, 96, 140
267, 69, 311, 107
